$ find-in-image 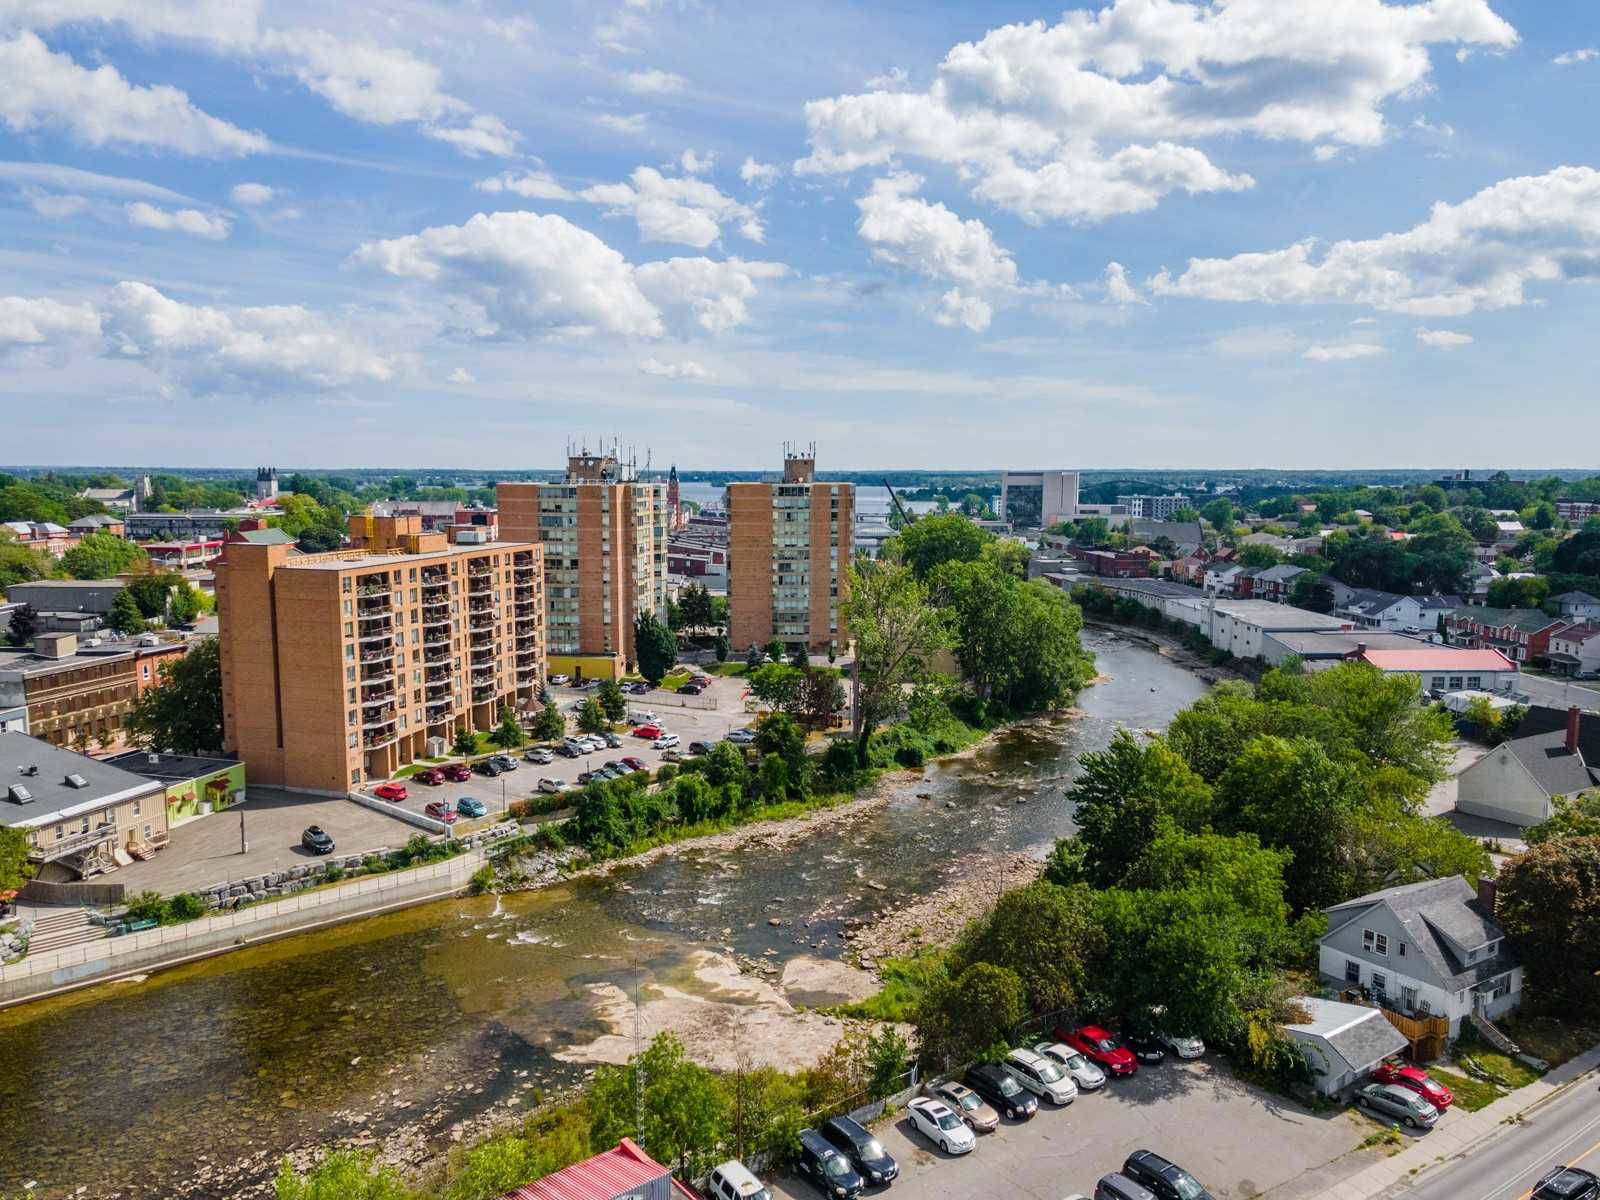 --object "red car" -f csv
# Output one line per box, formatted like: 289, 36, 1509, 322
413, 768, 444, 786
1372, 1061, 1453, 1109
1057, 1024, 1138, 1077
620, 756, 647, 771
373, 783, 408, 802
632, 724, 663, 739
442, 763, 471, 782
424, 800, 458, 824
